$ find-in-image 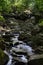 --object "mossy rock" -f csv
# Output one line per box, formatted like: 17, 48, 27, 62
0, 38, 5, 50
39, 19, 43, 30
0, 16, 5, 22
0, 49, 9, 65
39, 20, 43, 33
18, 33, 32, 42
31, 33, 43, 47
0, 42, 5, 50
